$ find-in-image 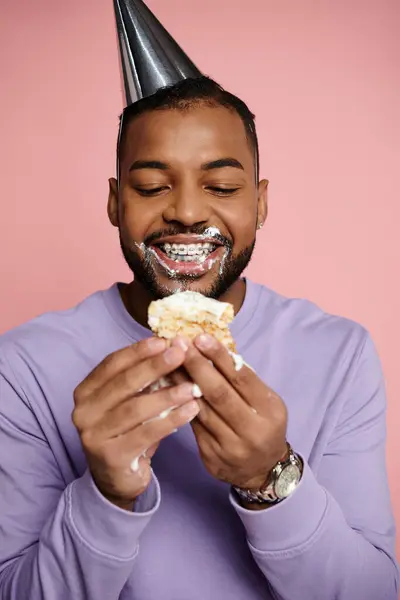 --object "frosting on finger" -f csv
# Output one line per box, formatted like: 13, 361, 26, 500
228, 351, 254, 372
